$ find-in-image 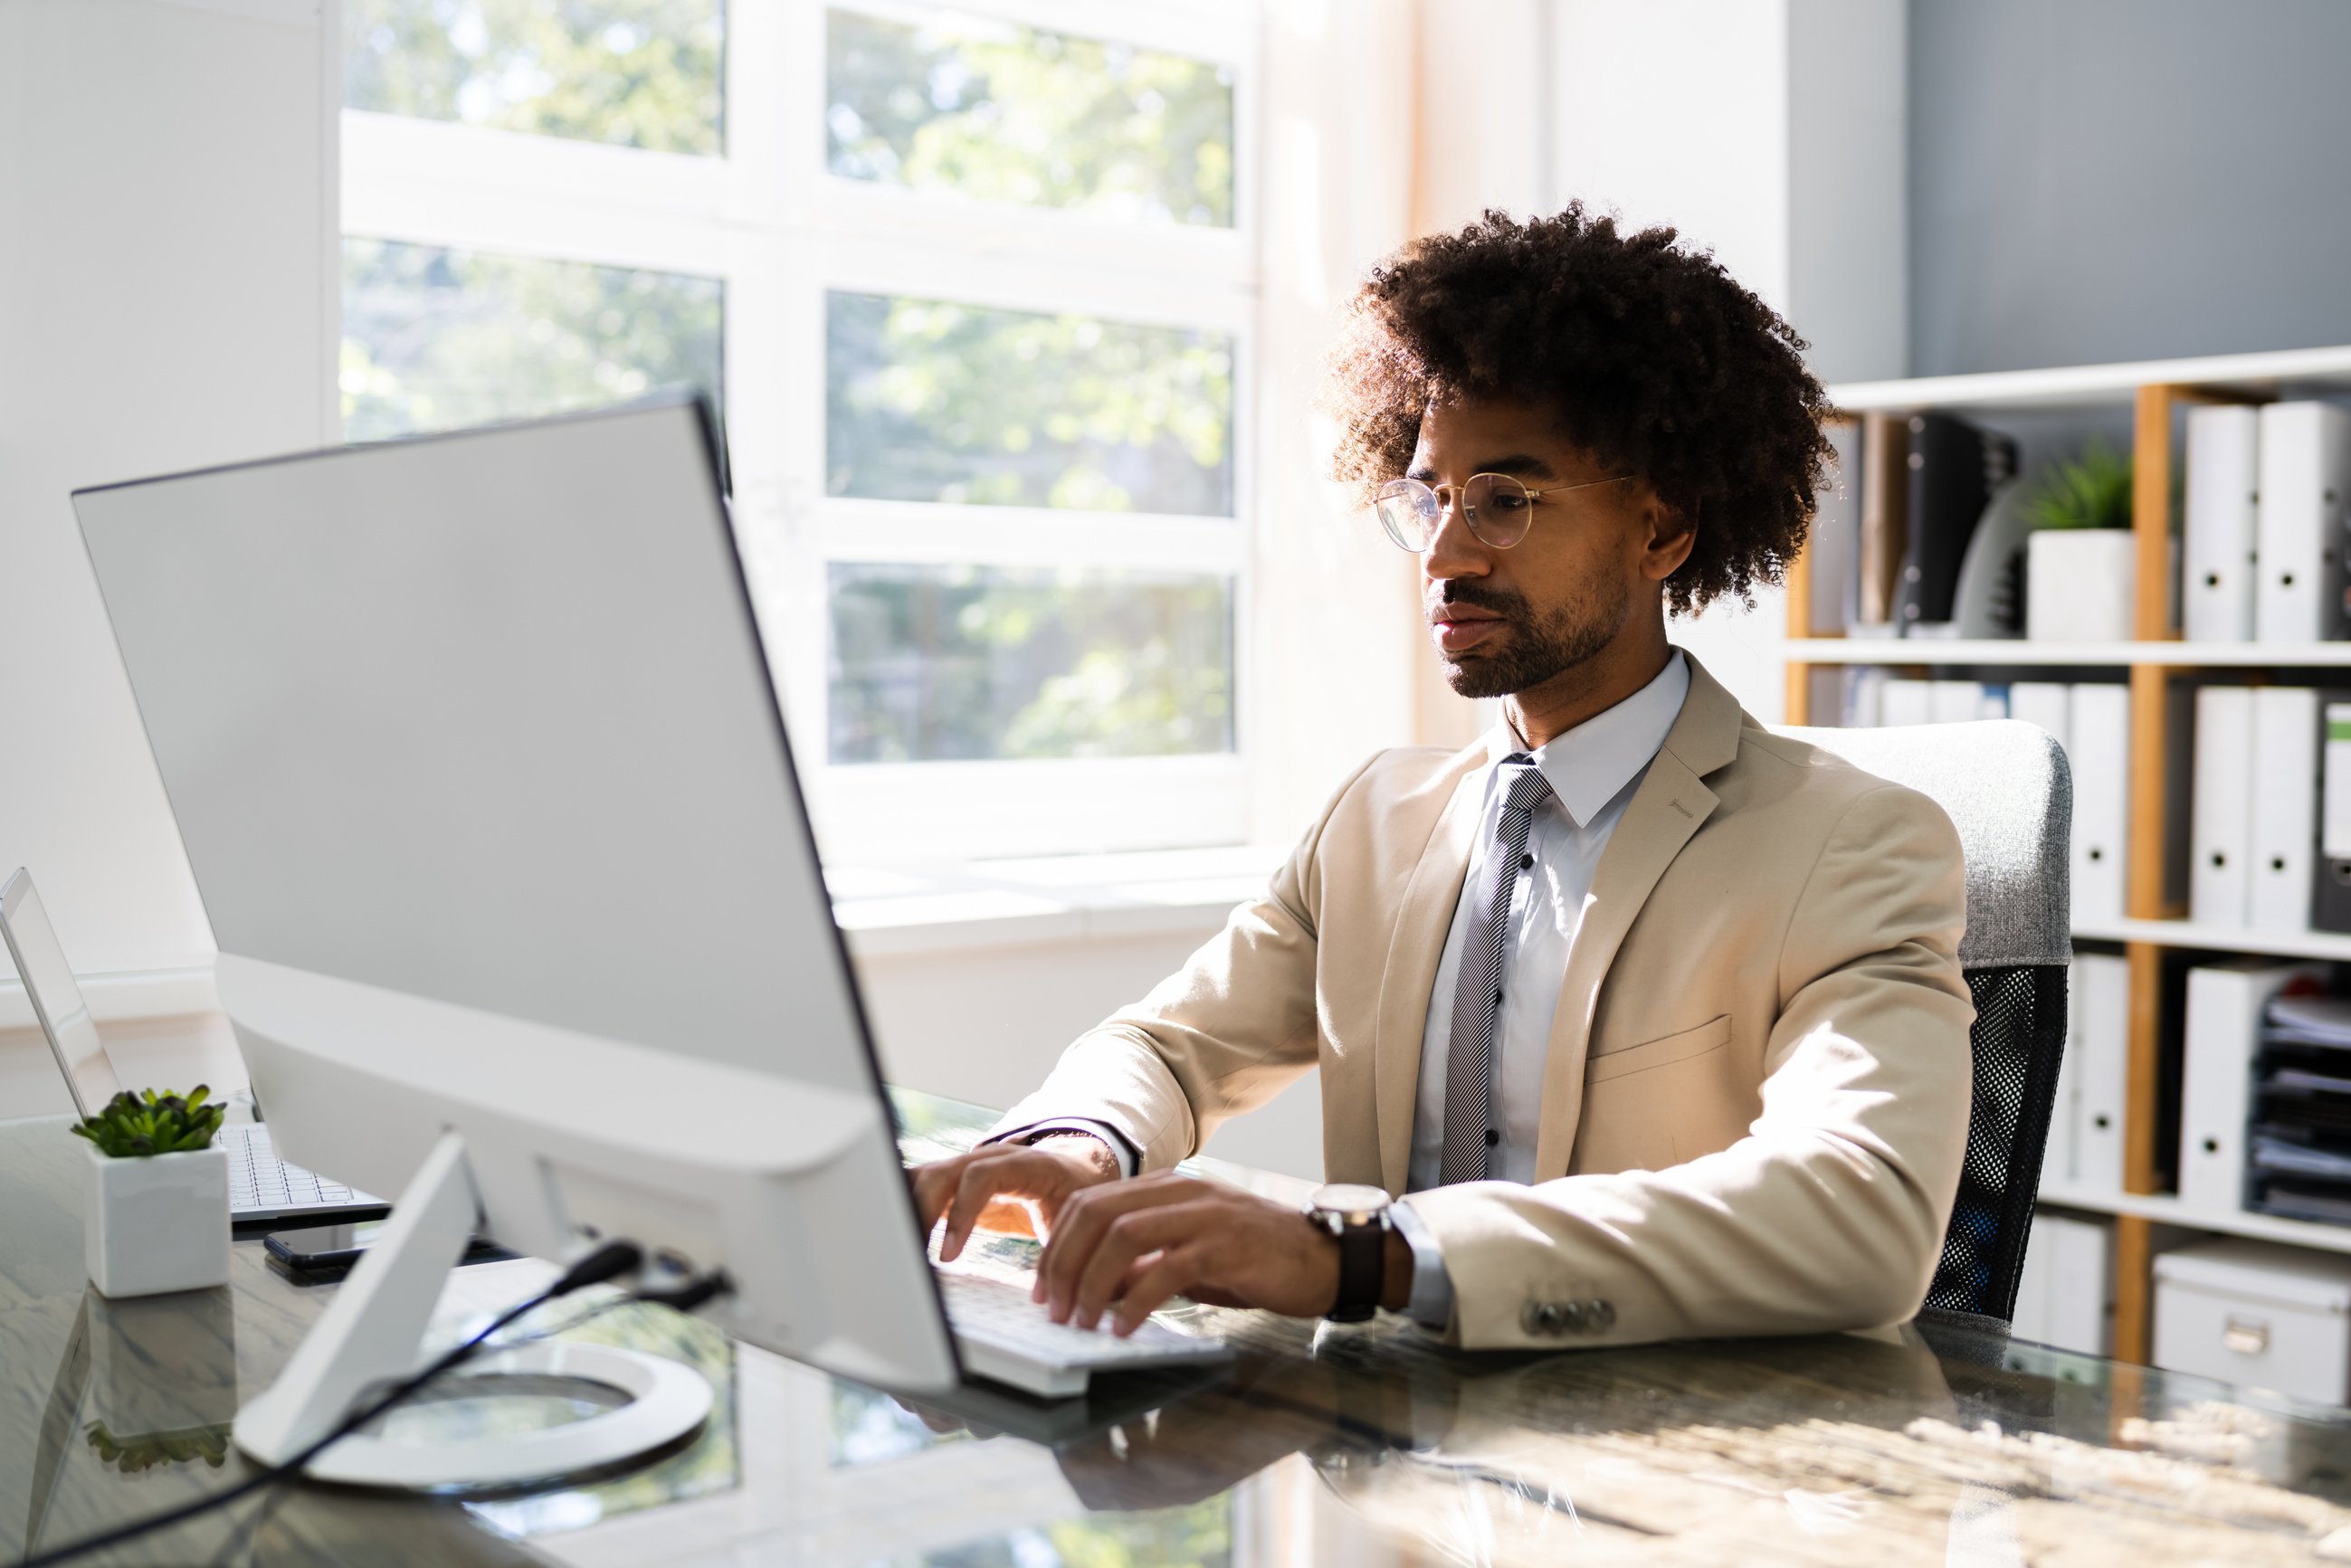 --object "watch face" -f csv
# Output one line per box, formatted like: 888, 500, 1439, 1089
1311, 1183, 1392, 1219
